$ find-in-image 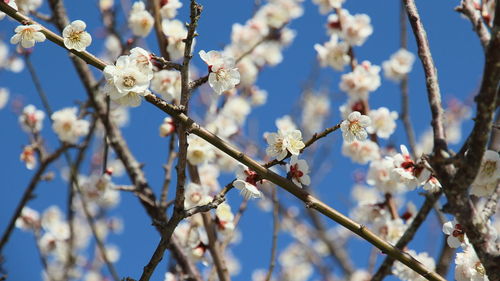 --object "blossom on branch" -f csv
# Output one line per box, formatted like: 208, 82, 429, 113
383, 48, 415, 81
339, 61, 381, 100
162, 19, 193, 61
314, 34, 350, 71
233, 164, 263, 199
340, 111, 371, 143
20, 144, 37, 170
62, 20, 92, 52
199, 50, 241, 95
442, 219, 469, 248
10, 24, 46, 48
266, 129, 305, 161
286, 156, 311, 188
19, 104, 45, 133
366, 107, 398, 139
160, 0, 182, 19
392, 250, 436, 281
103, 54, 152, 107
128, 1, 154, 37
51, 107, 90, 144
